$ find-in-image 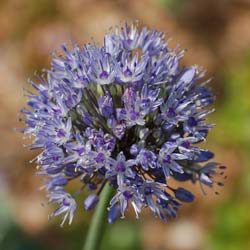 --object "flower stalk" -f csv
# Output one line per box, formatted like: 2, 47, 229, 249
83, 183, 113, 250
